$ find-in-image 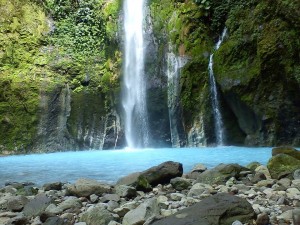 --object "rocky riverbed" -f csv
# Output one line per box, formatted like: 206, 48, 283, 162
0, 147, 299, 225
